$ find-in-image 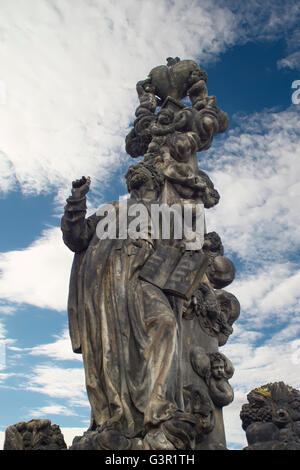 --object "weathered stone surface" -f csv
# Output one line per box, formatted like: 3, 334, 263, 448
4, 419, 67, 450
240, 382, 300, 450
62, 58, 237, 450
